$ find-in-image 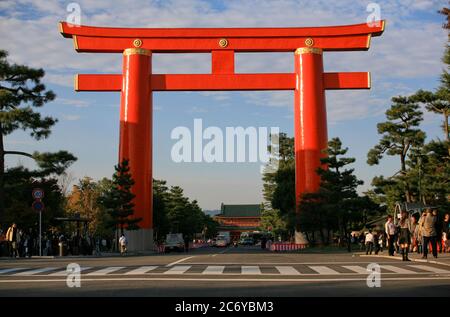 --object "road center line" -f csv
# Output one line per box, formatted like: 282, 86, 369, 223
166, 256, 195, 267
